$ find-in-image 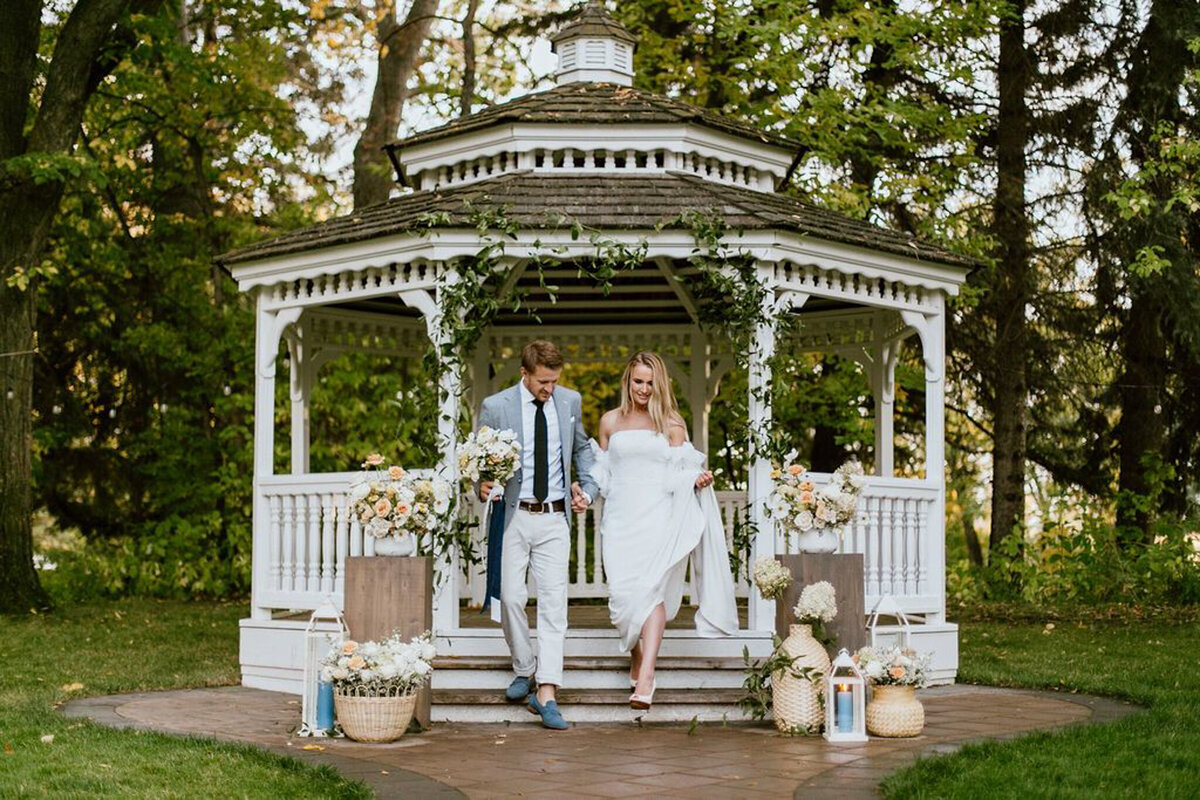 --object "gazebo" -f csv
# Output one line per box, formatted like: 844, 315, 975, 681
220, 2, 970, 721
